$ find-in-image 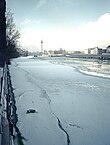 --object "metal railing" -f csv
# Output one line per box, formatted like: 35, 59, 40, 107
0, 63, 10, 145
0, 63, 15, 145
0, 63, 24, 145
